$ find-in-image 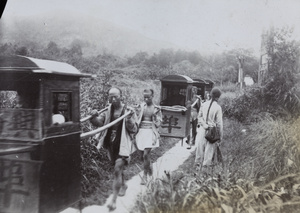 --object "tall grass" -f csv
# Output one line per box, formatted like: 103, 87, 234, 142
133, 117, 300, 213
